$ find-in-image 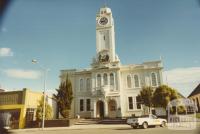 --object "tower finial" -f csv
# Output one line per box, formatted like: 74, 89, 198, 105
104, 0, 107, 7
